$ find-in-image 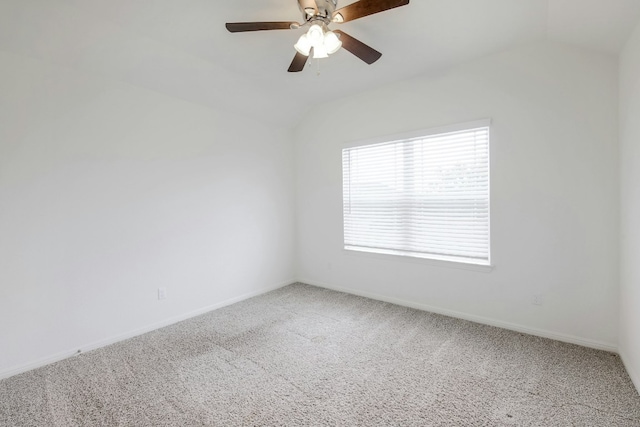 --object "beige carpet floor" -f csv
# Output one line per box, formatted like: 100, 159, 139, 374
1, 283, 639, 426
